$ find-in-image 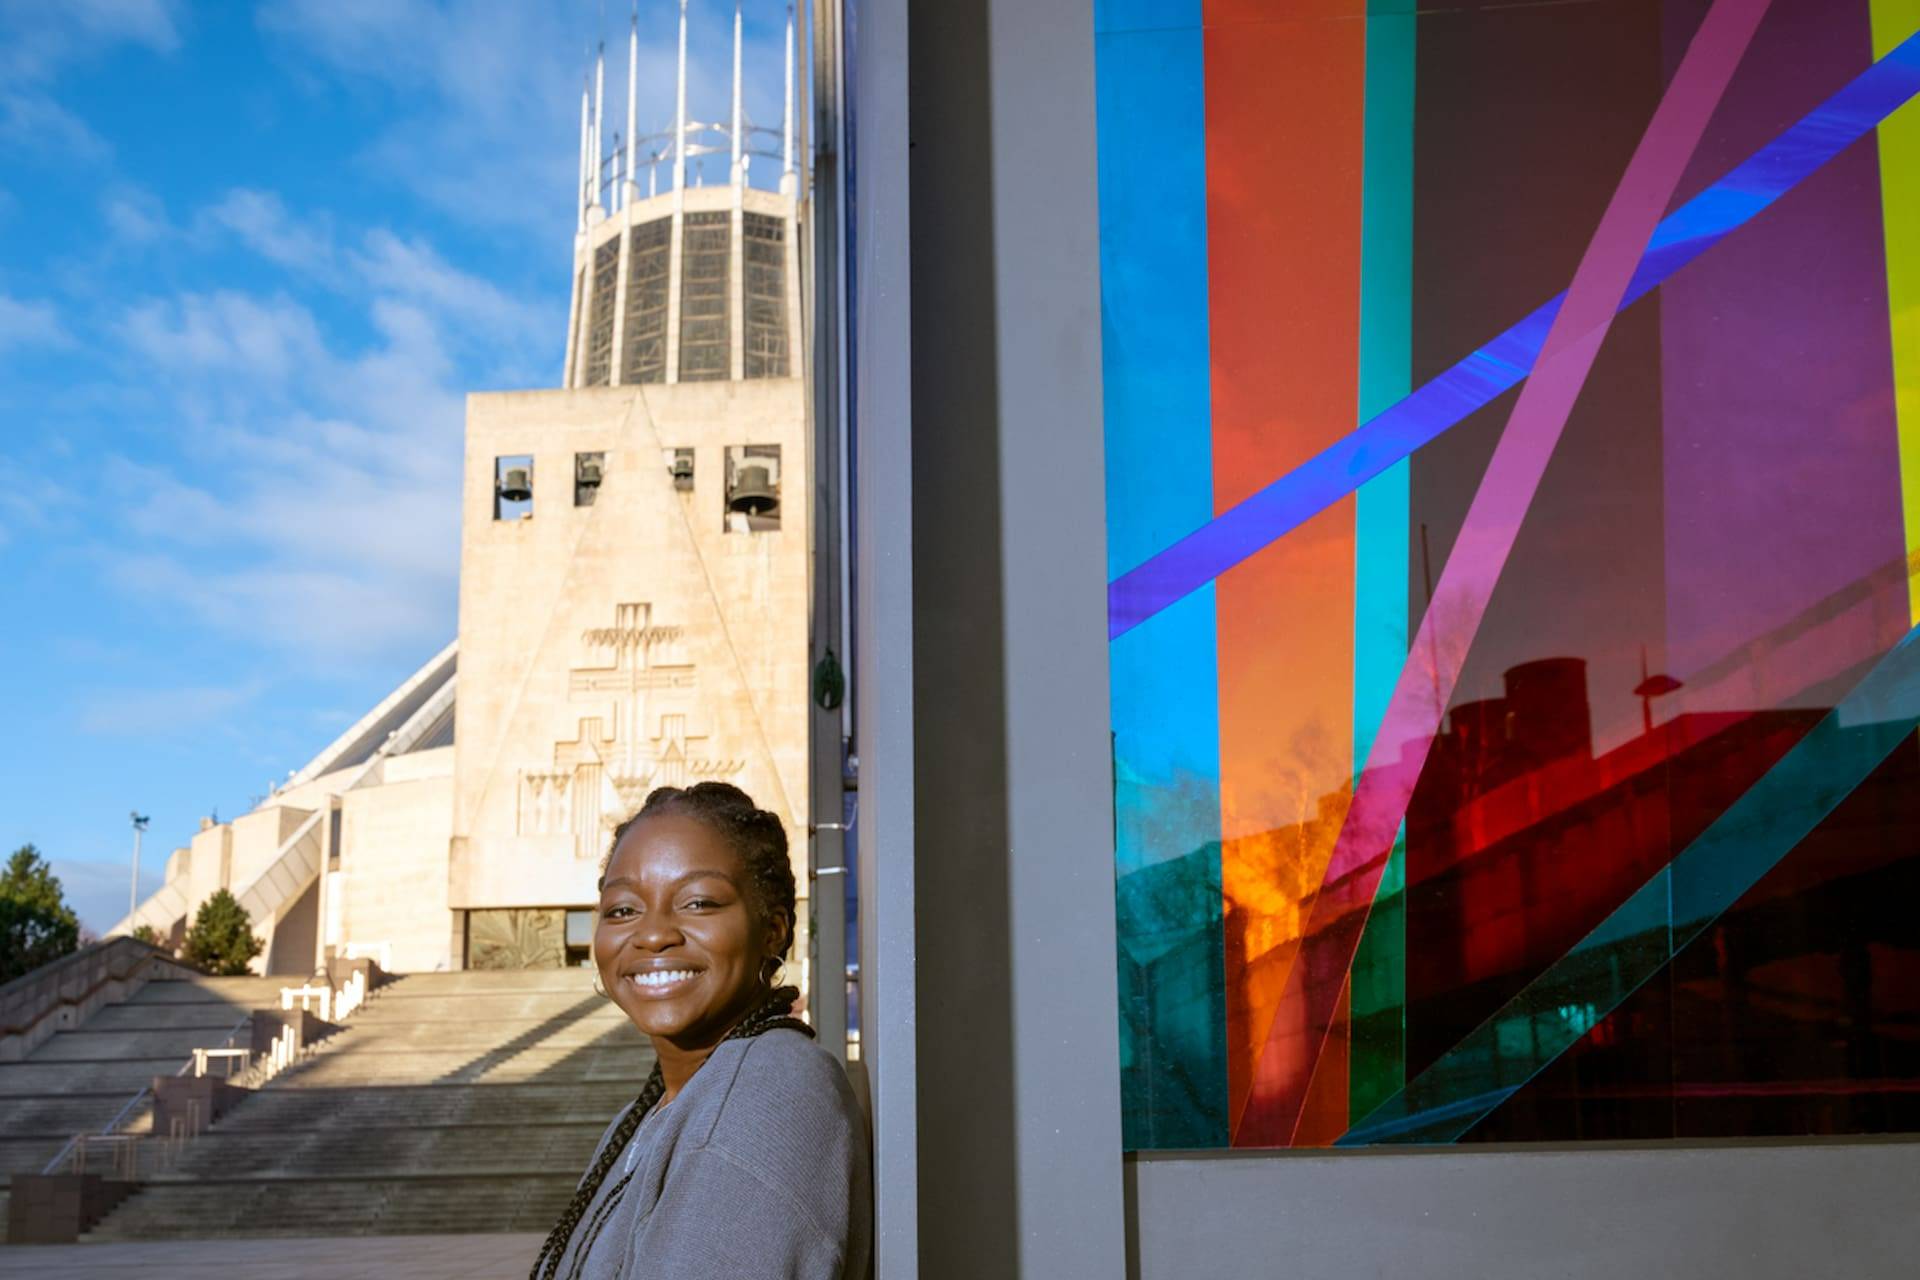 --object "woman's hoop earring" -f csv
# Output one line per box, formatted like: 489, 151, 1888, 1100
591, 972, 608, 998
